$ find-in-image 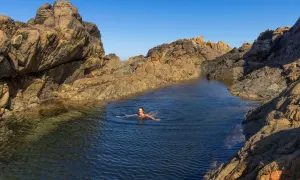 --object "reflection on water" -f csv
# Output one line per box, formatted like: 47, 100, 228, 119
0, 80, 259, 179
